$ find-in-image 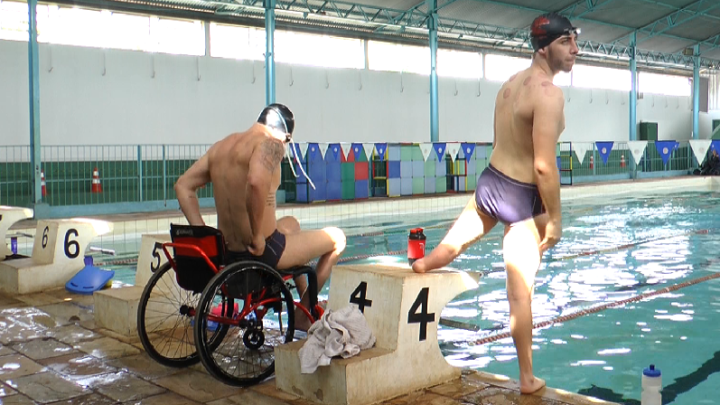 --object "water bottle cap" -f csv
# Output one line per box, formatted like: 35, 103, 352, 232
643, 364, 661, 377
